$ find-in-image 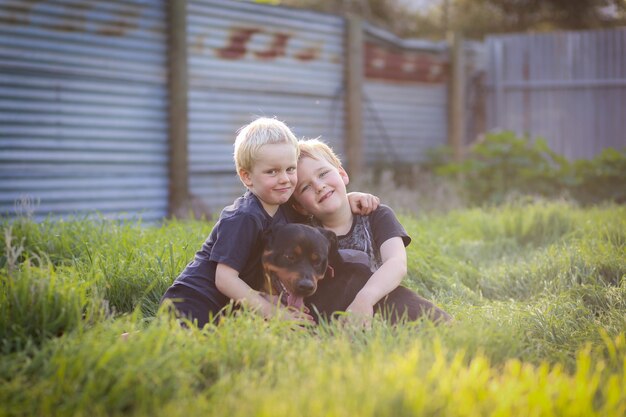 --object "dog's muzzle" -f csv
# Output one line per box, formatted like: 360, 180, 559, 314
295, 277, 316, 295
